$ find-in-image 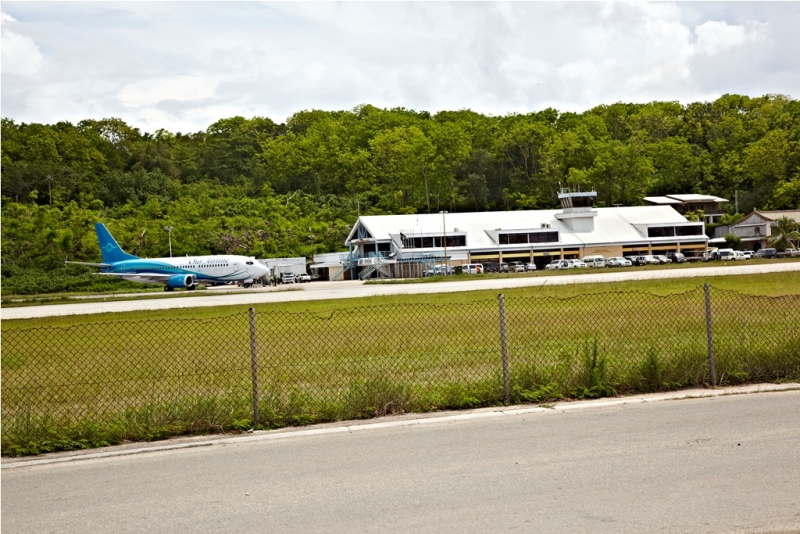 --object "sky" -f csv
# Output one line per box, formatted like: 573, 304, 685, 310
2, 2, 799, 134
